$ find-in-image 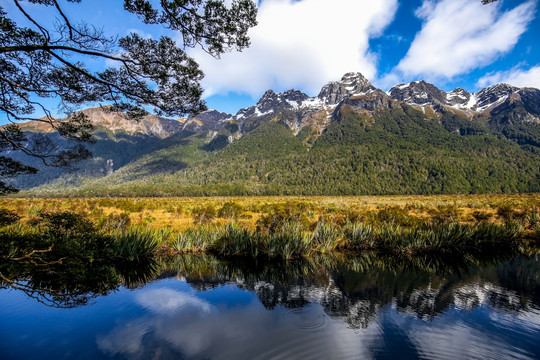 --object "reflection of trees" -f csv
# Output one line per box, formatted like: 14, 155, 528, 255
1, 257, 160, 308
166, 251, 540, 329
1, 232, 160, 308
3, 238, 538, 319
